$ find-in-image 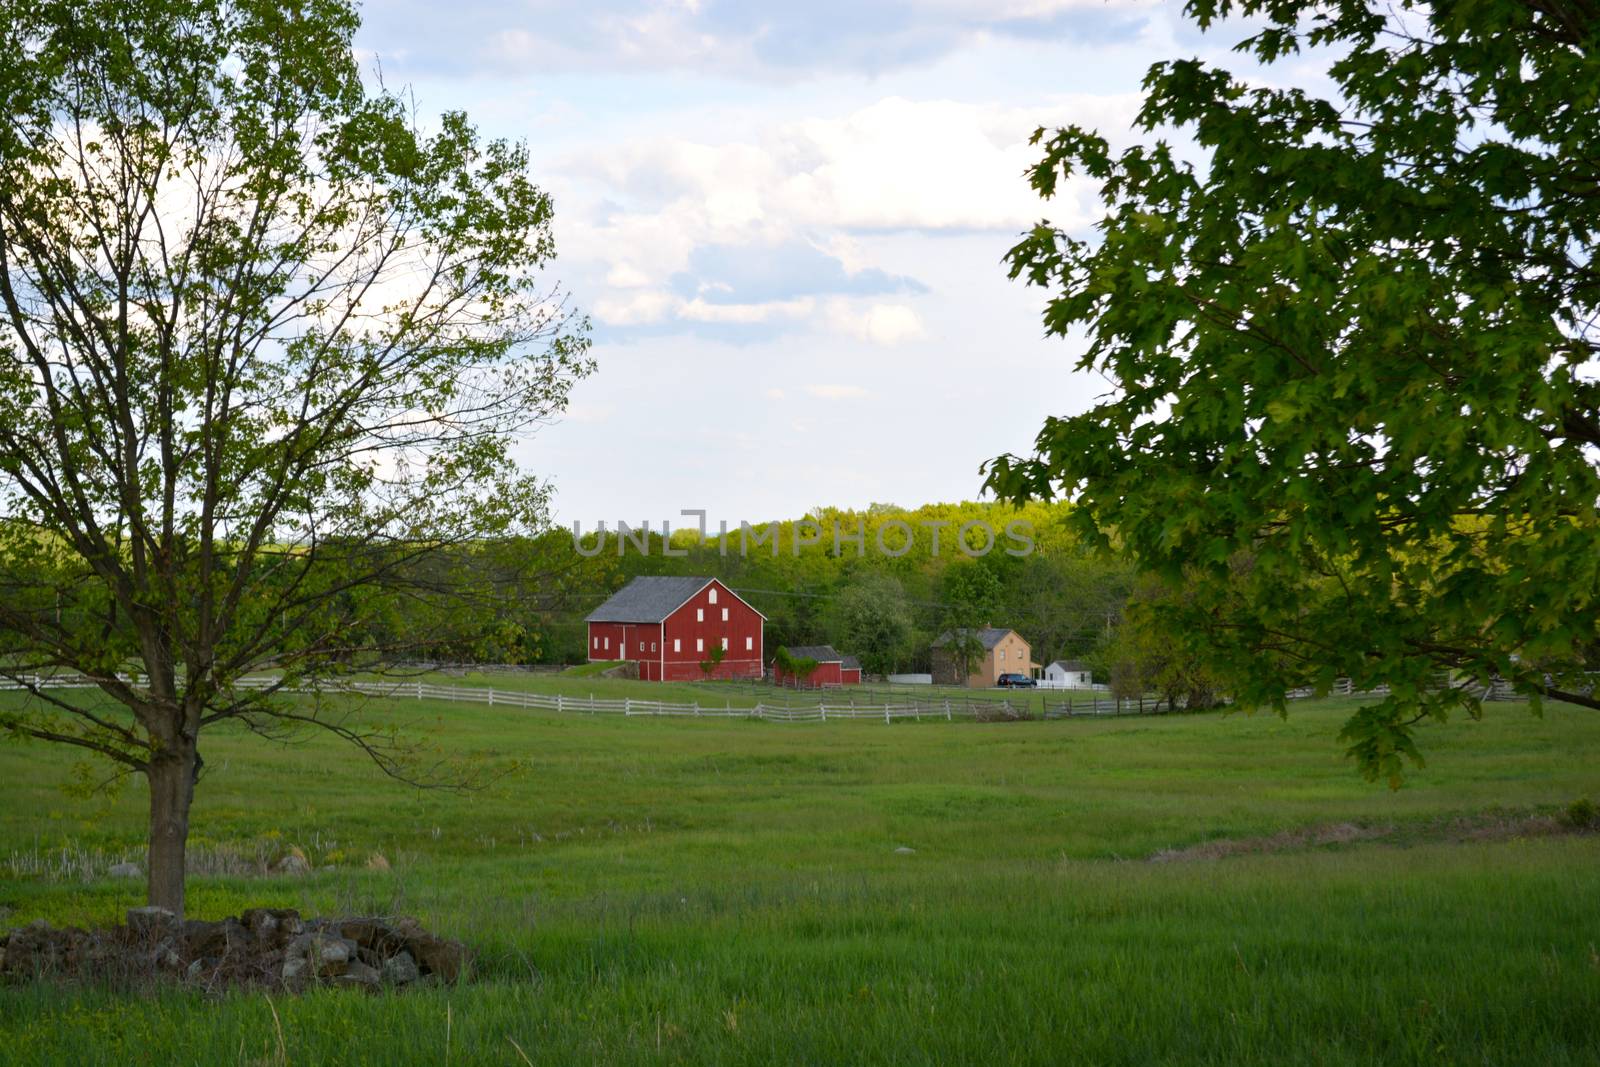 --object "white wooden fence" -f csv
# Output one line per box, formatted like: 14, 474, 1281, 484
0, 671, 1542, 726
